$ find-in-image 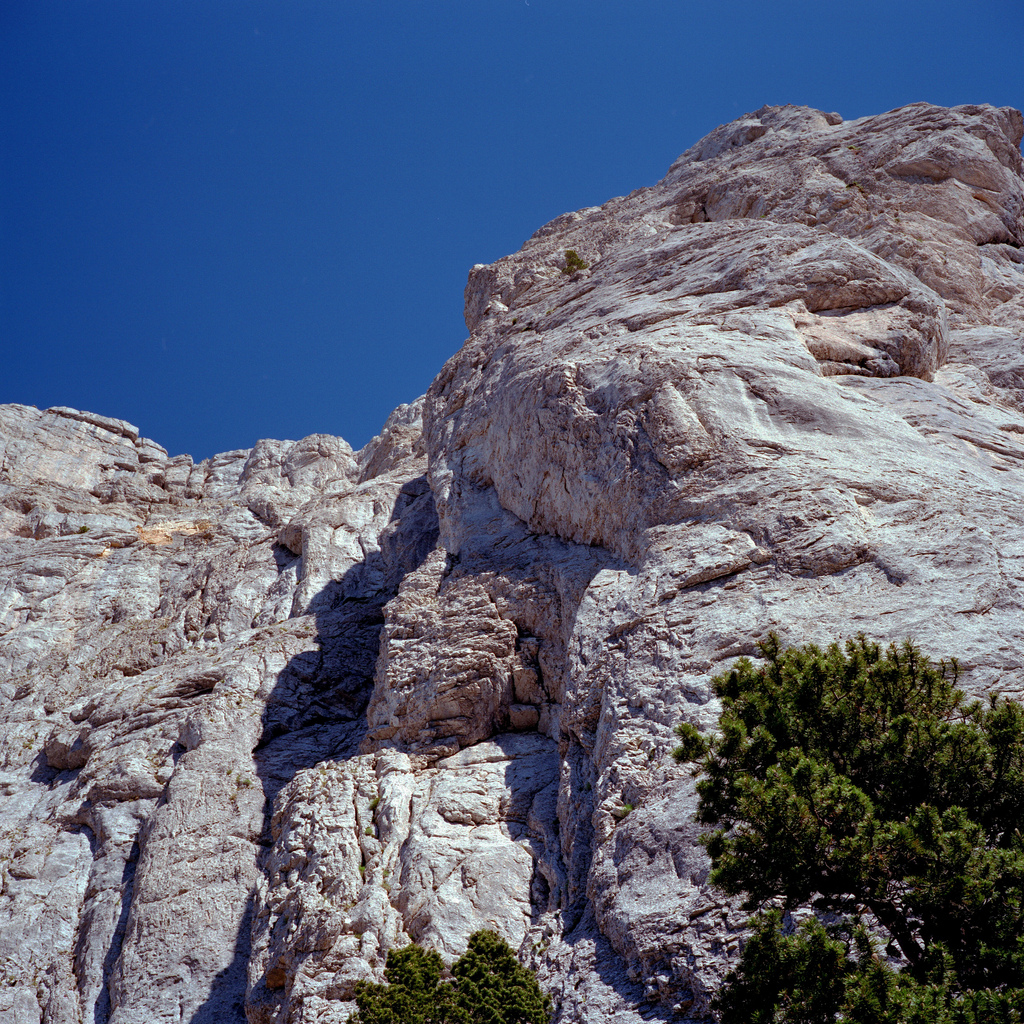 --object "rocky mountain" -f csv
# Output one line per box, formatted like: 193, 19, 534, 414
2, 100, 1023, 1024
